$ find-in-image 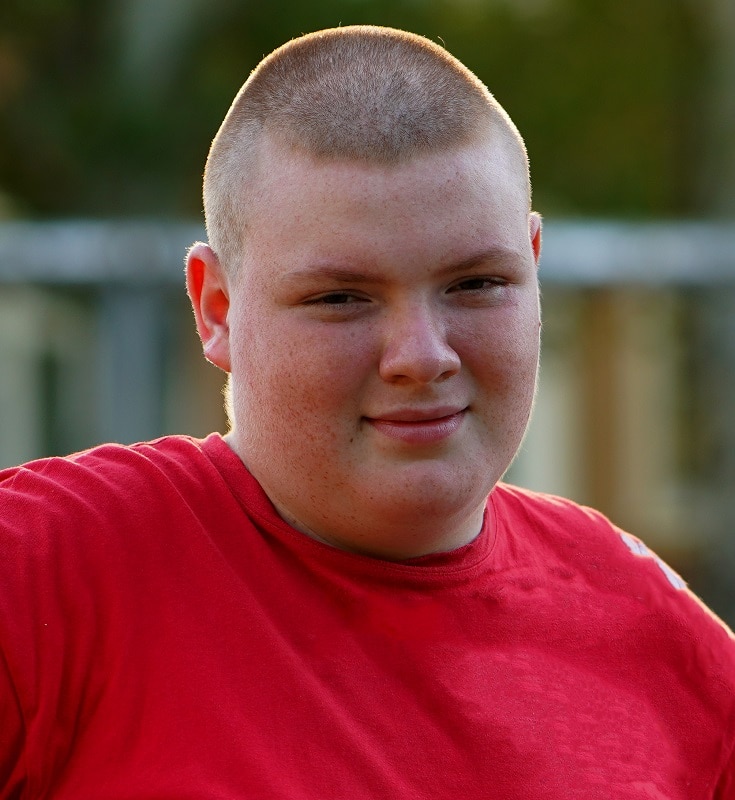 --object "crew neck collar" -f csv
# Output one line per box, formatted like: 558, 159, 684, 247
201, 433, 503, 586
